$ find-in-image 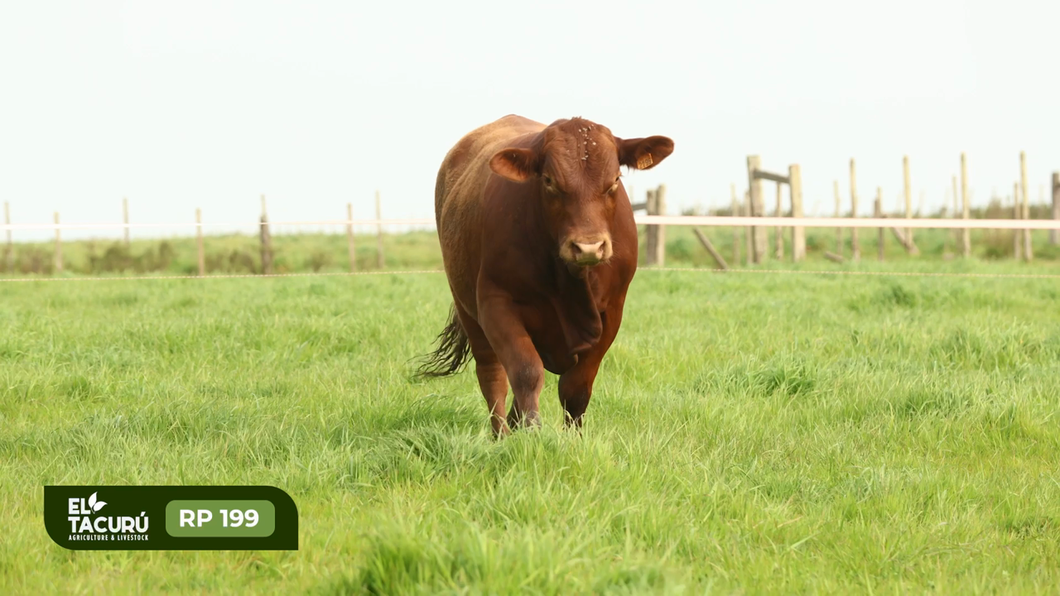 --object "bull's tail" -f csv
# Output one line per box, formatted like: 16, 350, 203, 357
414, 304, 471, 378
